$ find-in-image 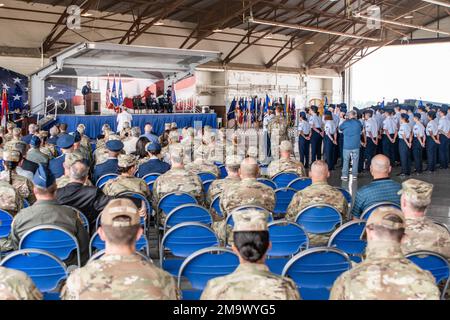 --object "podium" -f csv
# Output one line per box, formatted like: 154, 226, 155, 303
85, 92, 101, 115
